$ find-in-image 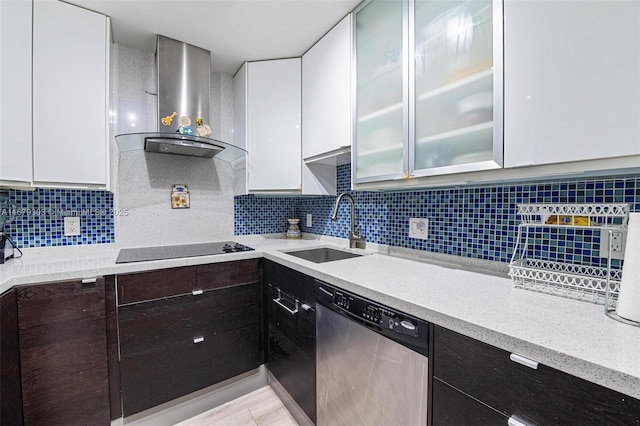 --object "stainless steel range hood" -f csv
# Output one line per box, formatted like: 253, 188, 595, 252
115, 36, 246, 161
